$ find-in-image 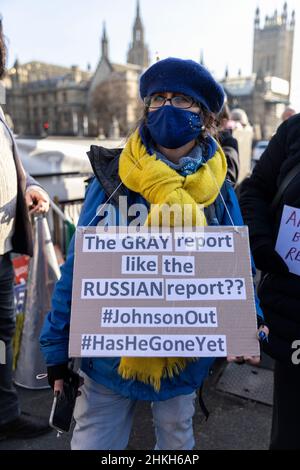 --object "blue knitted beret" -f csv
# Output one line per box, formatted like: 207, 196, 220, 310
140, 57, 225, 114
